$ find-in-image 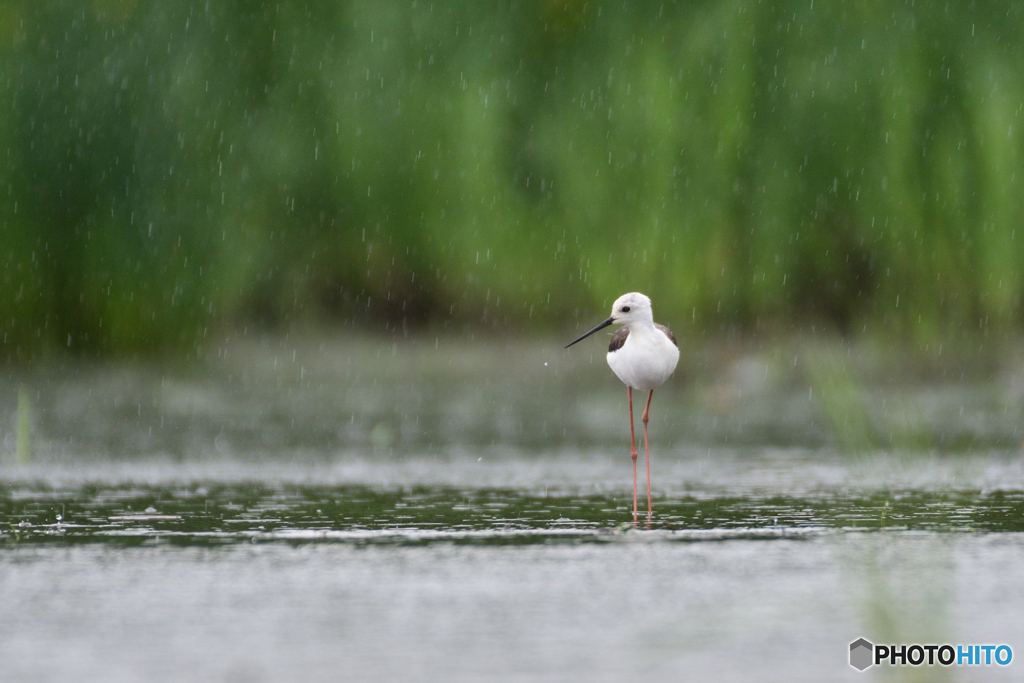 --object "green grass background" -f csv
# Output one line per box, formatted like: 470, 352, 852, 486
2, 0, 1023, 357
